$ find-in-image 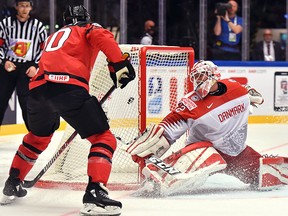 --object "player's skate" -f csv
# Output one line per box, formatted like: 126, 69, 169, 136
1, 176, 27, 205
80, 182, 122, 216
